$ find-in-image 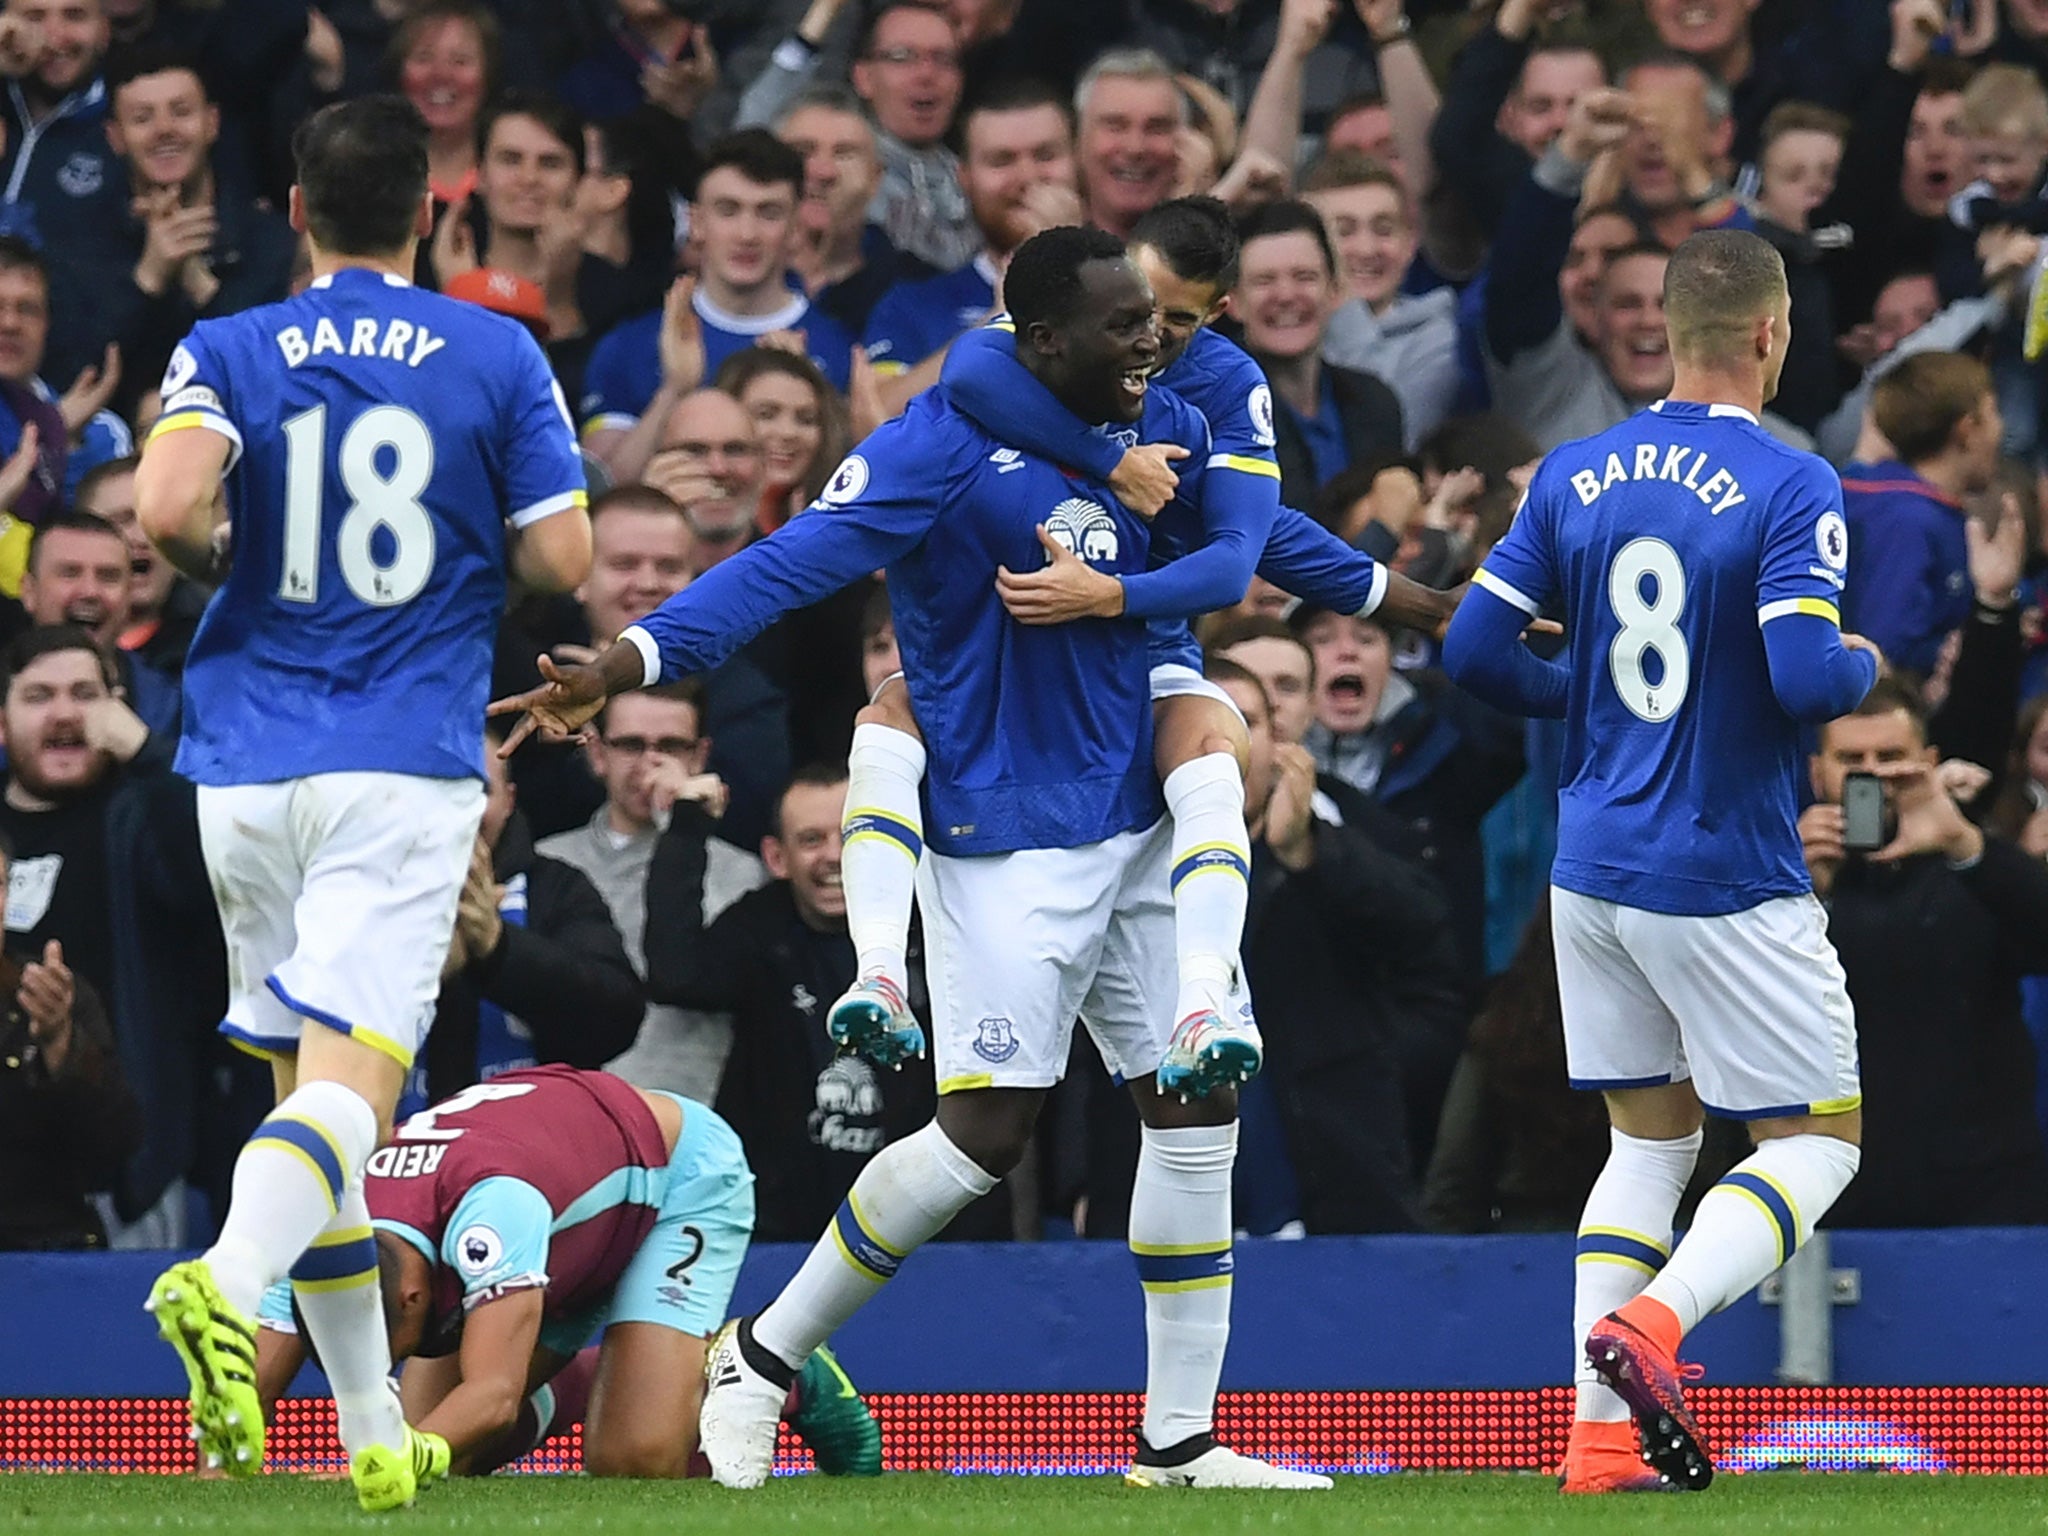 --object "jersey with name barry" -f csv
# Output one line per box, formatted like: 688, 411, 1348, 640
273, 314, 450, 369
